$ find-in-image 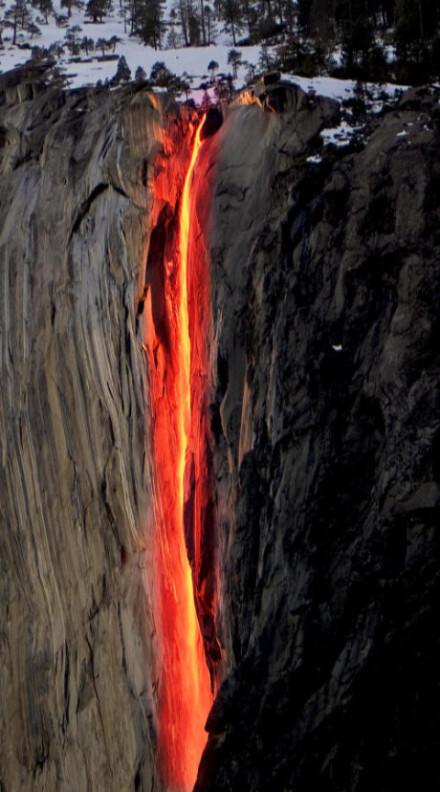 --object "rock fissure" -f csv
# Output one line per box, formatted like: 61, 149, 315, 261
69, 183, 111, 239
